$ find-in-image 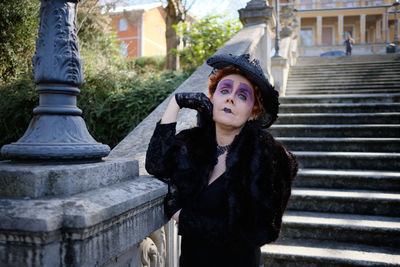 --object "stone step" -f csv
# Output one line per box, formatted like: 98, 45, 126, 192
279, 93, 400, 104
277, 137, 400, 152
289, 71, 400, 78
298, 54, 399, 62
271, 55, 400, 267
287, 80, 400, 88
290, 68, 400, 75
289, 73, 400, 80
276, 113, 400, 124
288, 74, 400, 81
286, 84, 400, 90
291, 62, 400, 69
270, 124, 400, 138
293, 151, 400, 171
288, 188, 400, 216
297, 56, 400, 65
296, 59, 400, 66
295, 168, 400, 191
262, 238, 400, 266
286, 88, 400, 95
279, 103, 400, 113
288, 77, 400, 84
288, 73, 400, 81
289, 71, 400, 77
282, 211, 400, 247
